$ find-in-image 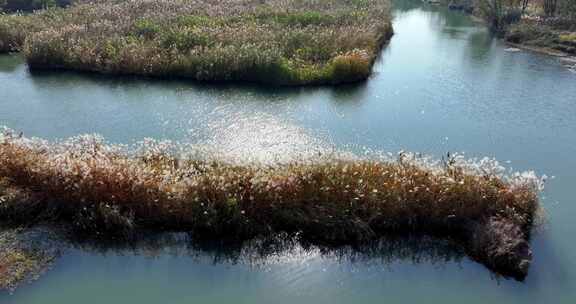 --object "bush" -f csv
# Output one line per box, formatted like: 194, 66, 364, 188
506, 21, 558, 46
328, 49, 372, 83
